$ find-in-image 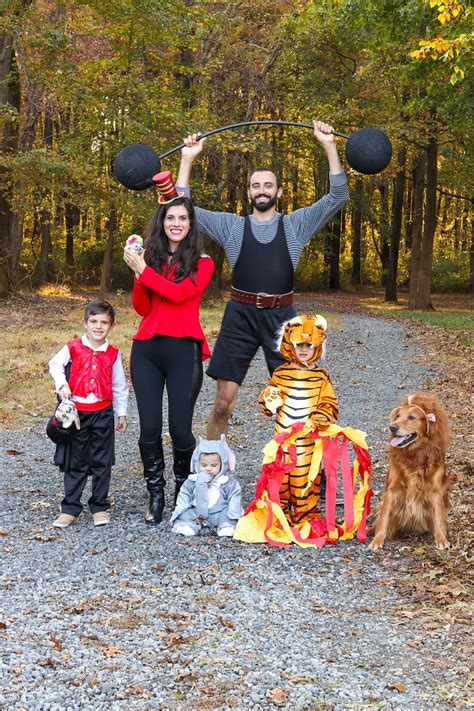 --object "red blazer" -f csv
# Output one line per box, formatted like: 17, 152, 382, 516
132, 256, 214, 360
